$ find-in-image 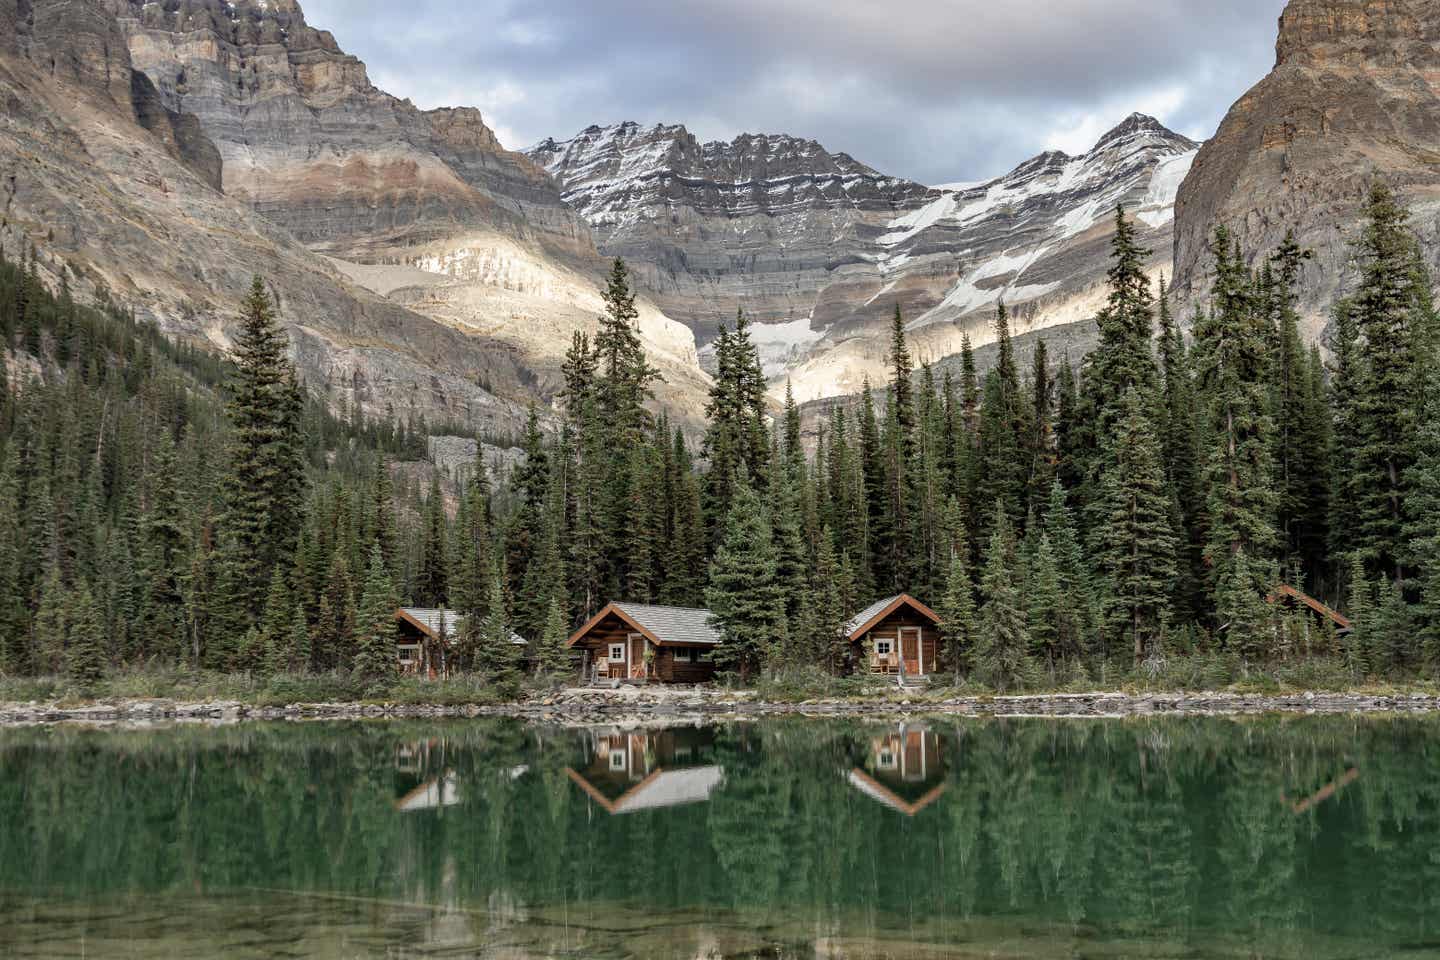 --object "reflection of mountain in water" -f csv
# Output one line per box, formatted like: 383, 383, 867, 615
567, 727, 724, 815
847, 724, 948, 817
